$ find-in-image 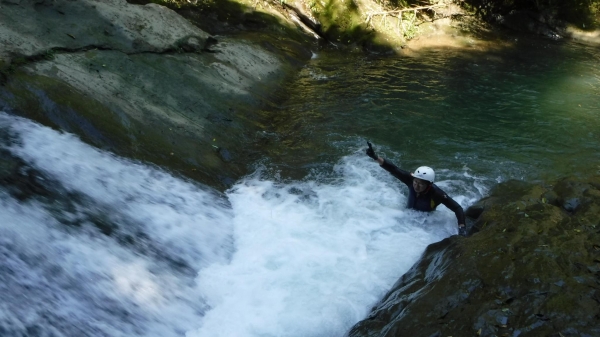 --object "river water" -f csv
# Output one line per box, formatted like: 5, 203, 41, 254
0, 38, 599, 337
